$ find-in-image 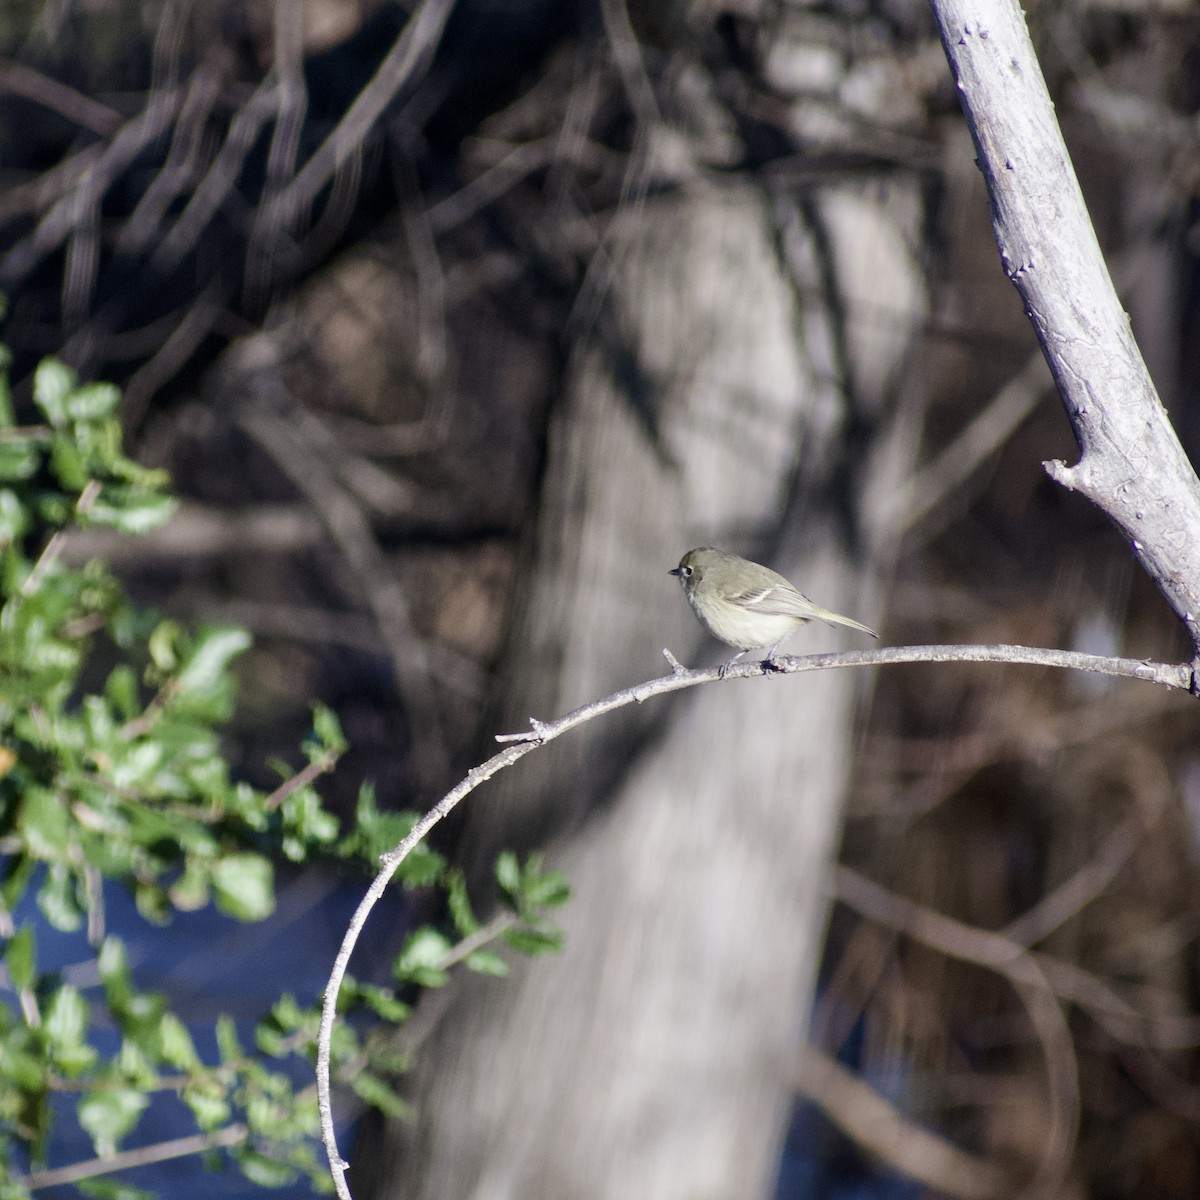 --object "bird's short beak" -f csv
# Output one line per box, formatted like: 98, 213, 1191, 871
668, 567, 683, 576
